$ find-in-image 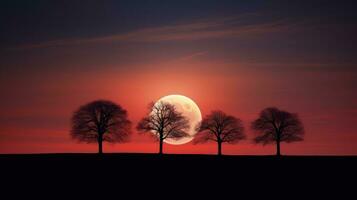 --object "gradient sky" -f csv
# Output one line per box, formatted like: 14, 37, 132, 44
1, 0, 356, 155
